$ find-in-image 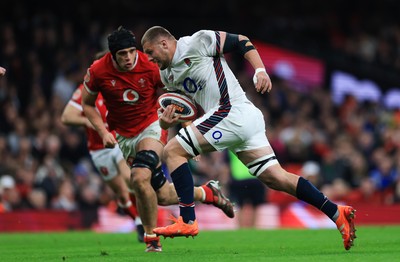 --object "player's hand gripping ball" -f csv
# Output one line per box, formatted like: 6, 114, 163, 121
158, 92, 198, 122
